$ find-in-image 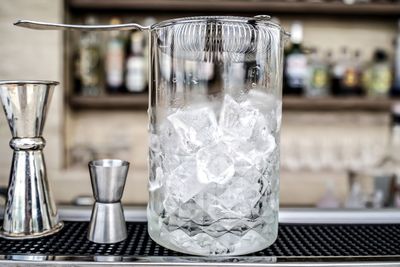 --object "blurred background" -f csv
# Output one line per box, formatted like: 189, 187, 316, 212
0, 0, 400, 209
